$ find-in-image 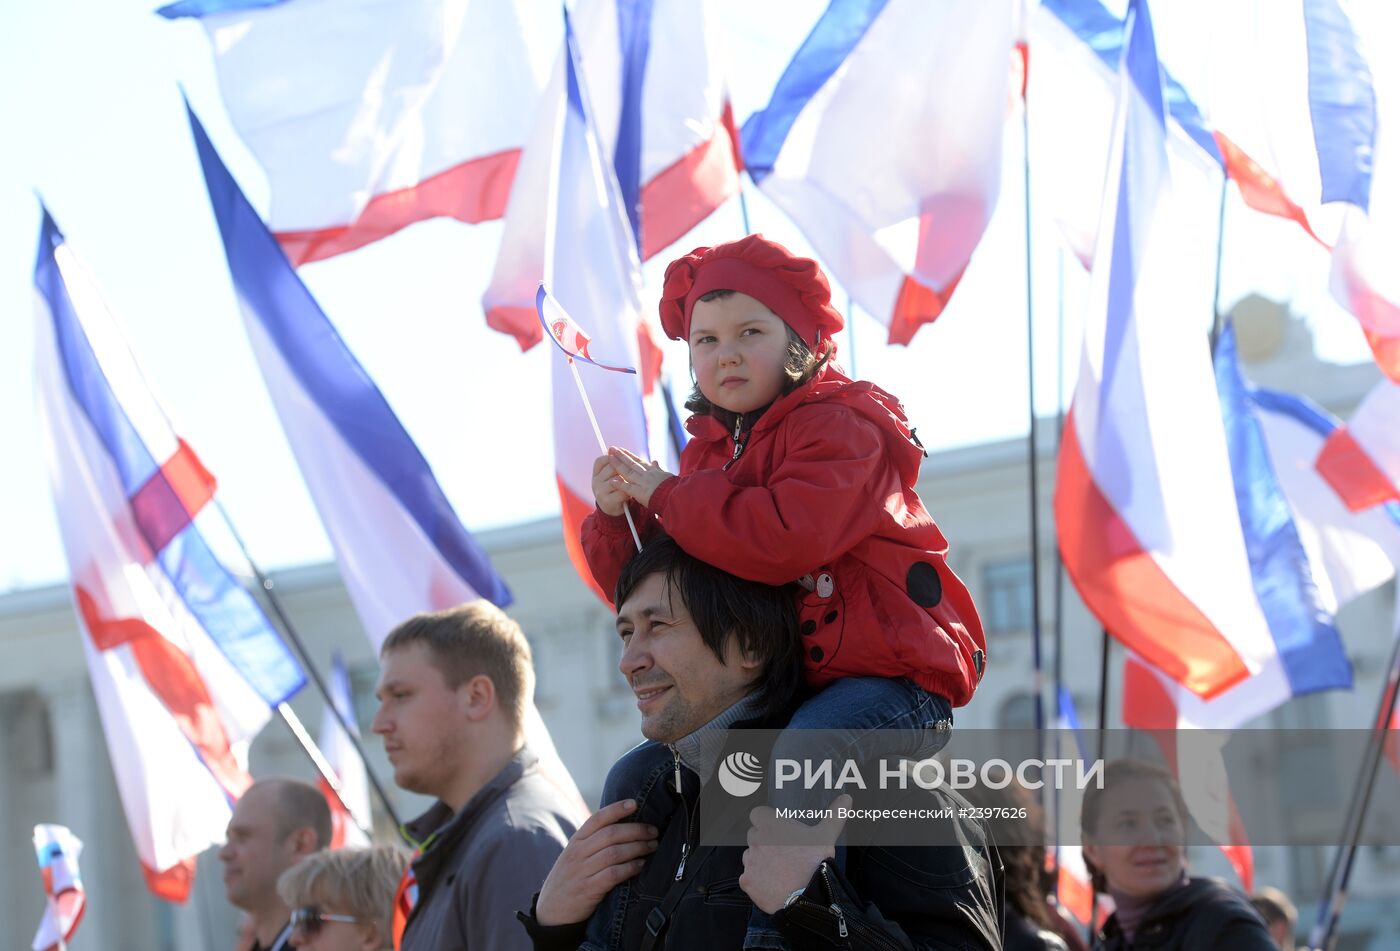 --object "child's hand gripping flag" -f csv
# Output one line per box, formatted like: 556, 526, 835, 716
32, 825, 85, 951
537, 283, 644, 551
537, 284, 637, 374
